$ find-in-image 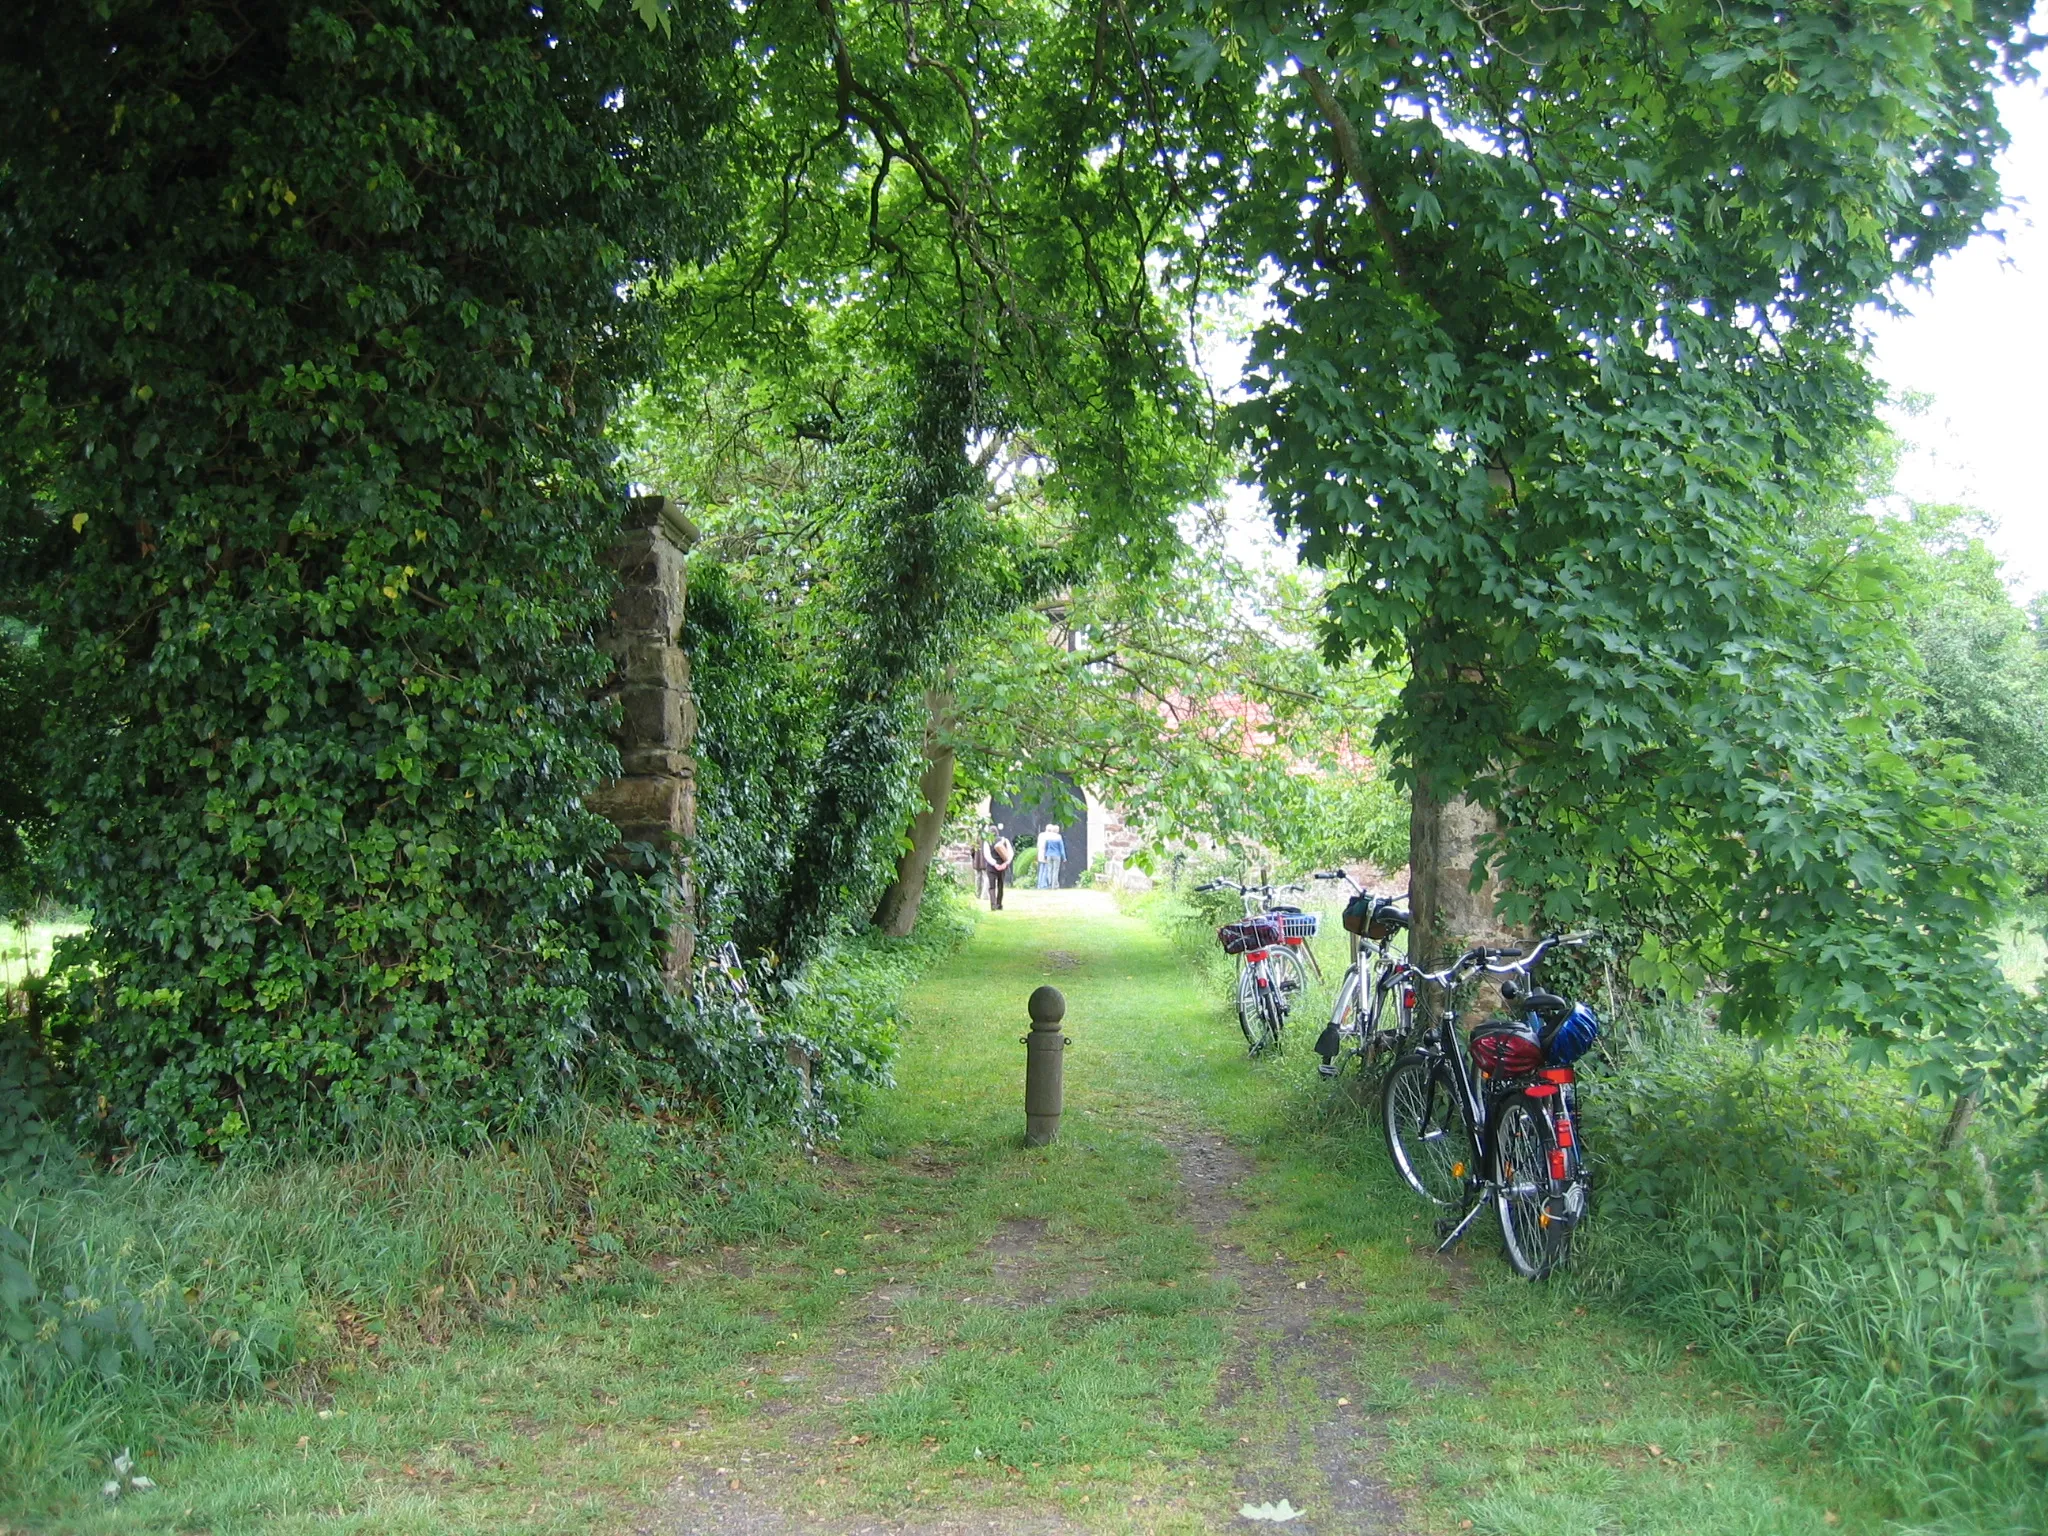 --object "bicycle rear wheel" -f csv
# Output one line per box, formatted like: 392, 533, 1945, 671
1382, 1051, 1466, 1207
1235, 961, 1263, 1050
1353, 970, 1409, 1076
1264, 942, 1308, 1017
1492, 1092, 1576, 1279
1258, 965, 1287, 1053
